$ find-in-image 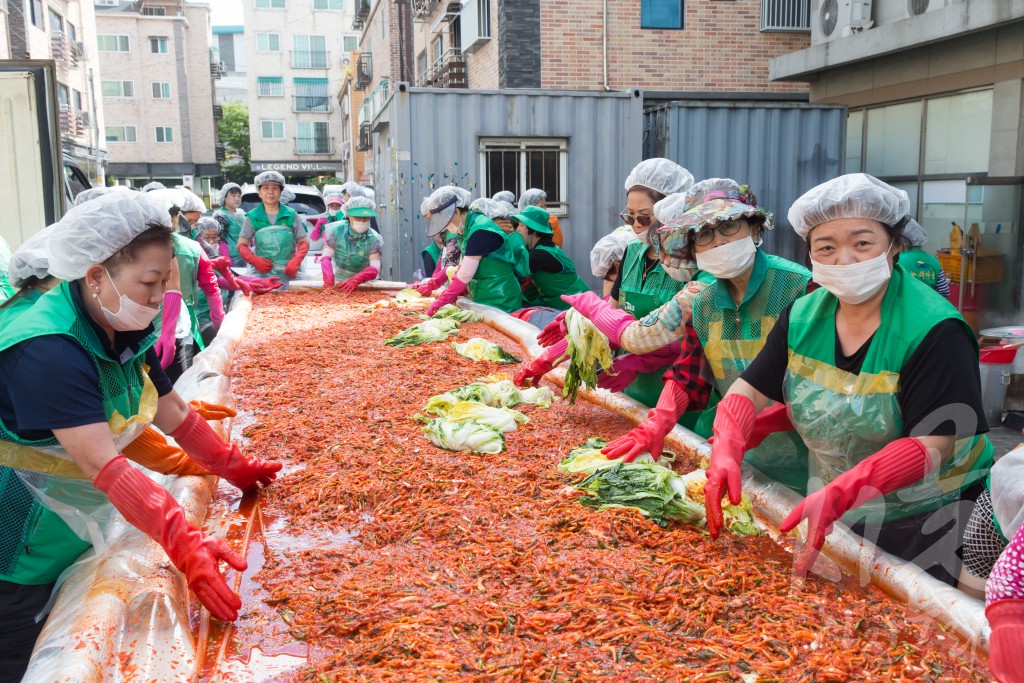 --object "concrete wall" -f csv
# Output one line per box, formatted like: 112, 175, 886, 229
184, 3, 215, 166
